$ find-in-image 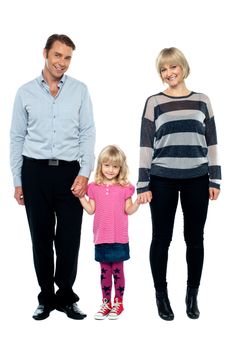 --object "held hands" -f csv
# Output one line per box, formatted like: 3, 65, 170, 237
137, 191, 152, 204
71, 175, 88, 198
14, 186, 24, 205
